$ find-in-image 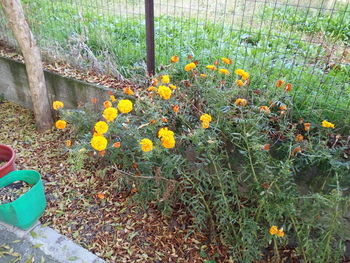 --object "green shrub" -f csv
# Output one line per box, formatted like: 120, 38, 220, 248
55, 58, 350, 262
